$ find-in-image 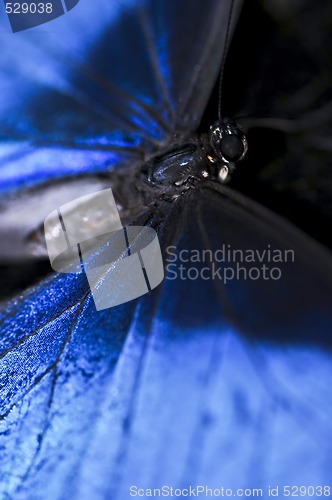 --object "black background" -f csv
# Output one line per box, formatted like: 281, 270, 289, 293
201, 0, 332, 250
